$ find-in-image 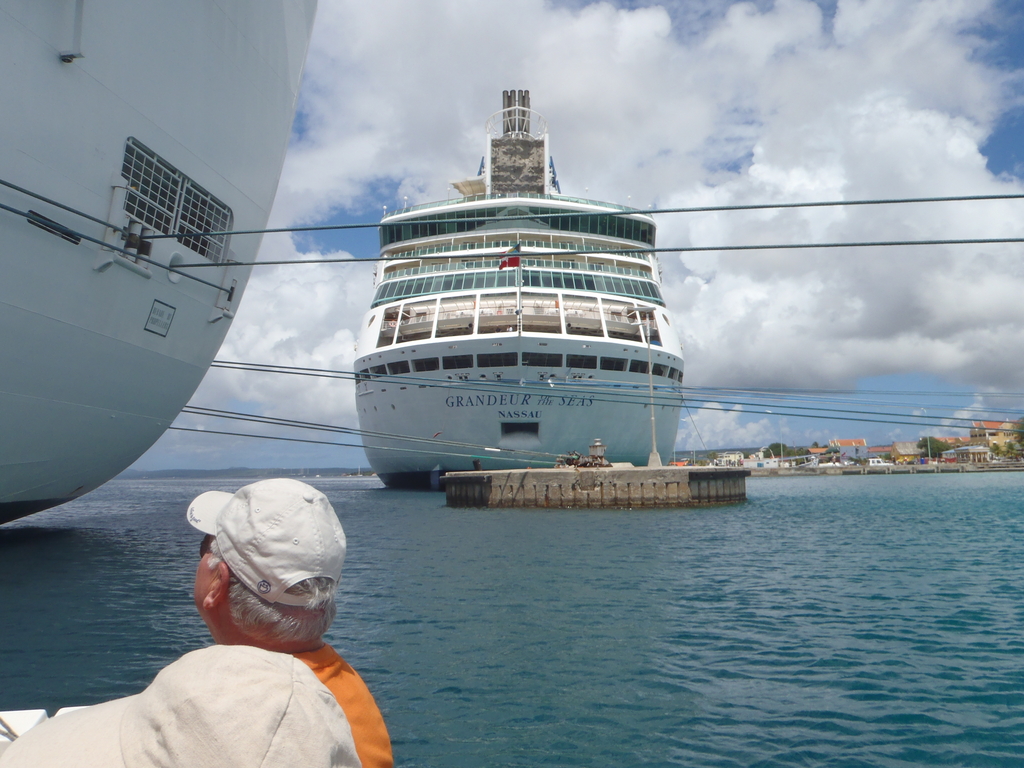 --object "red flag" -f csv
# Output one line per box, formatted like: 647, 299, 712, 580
498, 255, 520, 270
